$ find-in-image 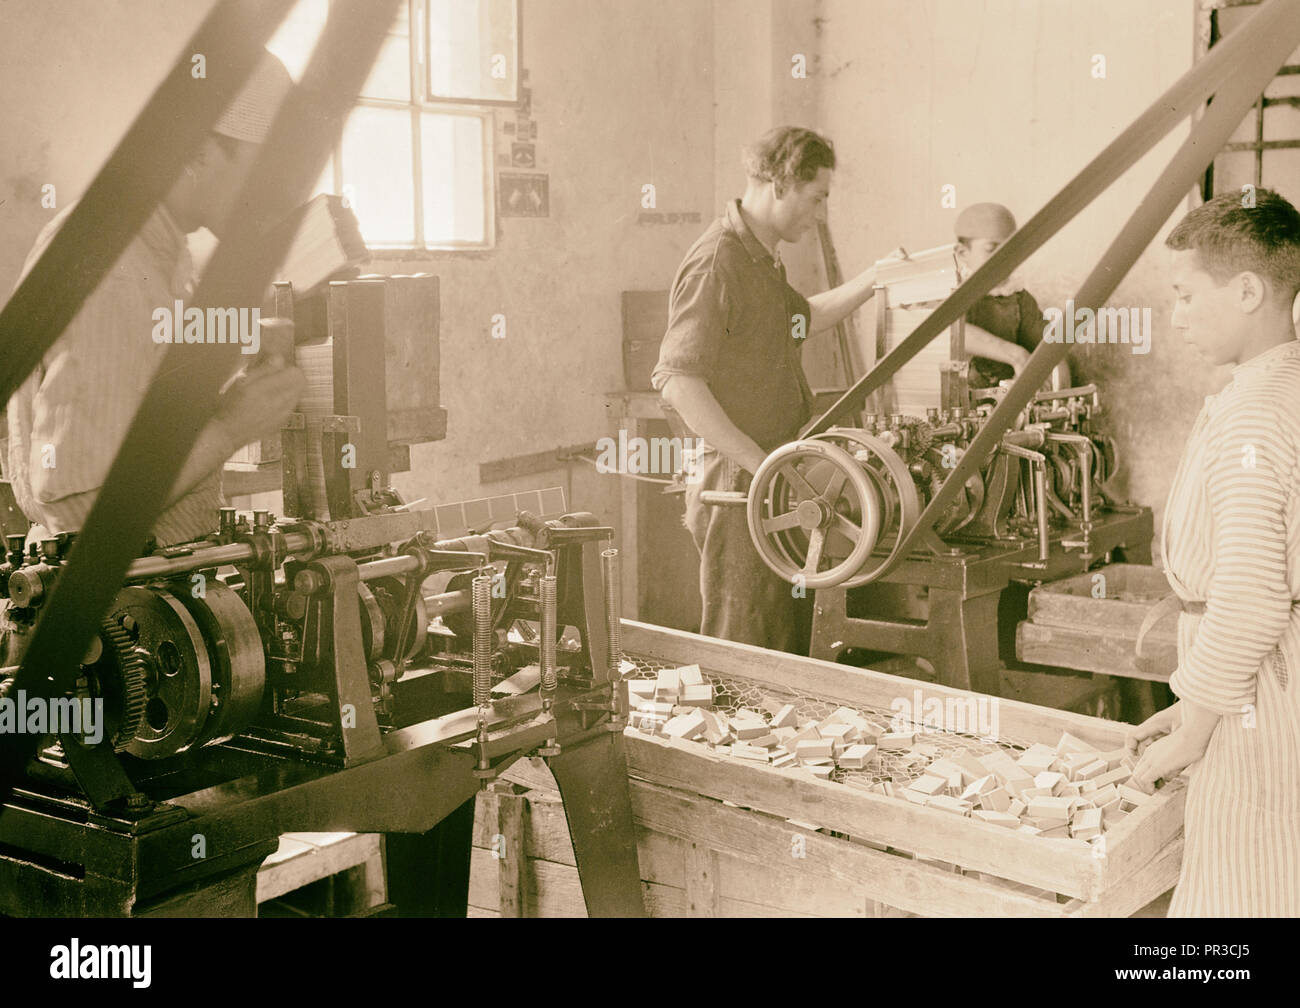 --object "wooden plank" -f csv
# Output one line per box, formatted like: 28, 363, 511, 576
631, 780, 1067, 917
683, 842, 719, 917
256, 832, 382, 904
474, 790, 870, 916
622, 620, 1132, 750
709, 842, 871, 917
468, 849, 686, 917
261, 835, 314, 868
469, 849, 583, 917
382, 274, 442, 444
1095, 778, 1187, 891
1027, 564, 1172, 634
469, 780, 1177, 917
496, 792, 527, 918
474, 790, 574, 866
1076, 833, 1184, 918
625, 733, 1100, 899
472, 791, 688, 885
328, 280, 390, 482
469, 843, 870, 919
388, 407, 448, 445
1017, 622, 1175, 681
477, 790, 878, 917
